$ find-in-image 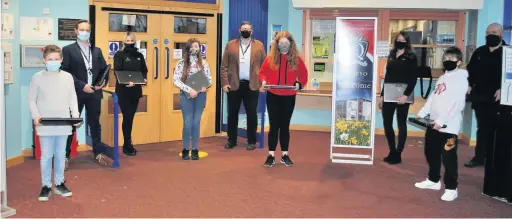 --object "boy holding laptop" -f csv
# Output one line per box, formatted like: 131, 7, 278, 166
414, 46, 468, 201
